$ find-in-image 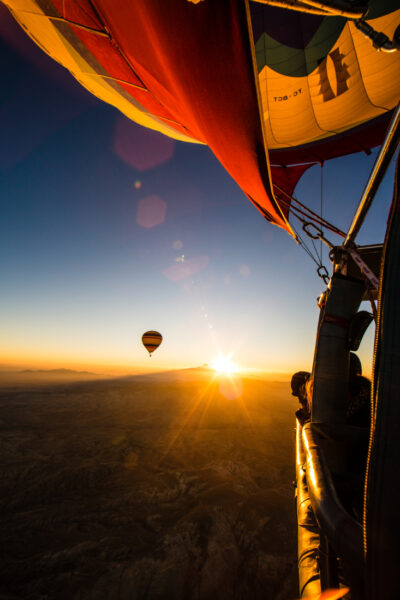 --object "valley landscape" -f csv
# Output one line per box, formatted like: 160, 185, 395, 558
0, 369, 298, 599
